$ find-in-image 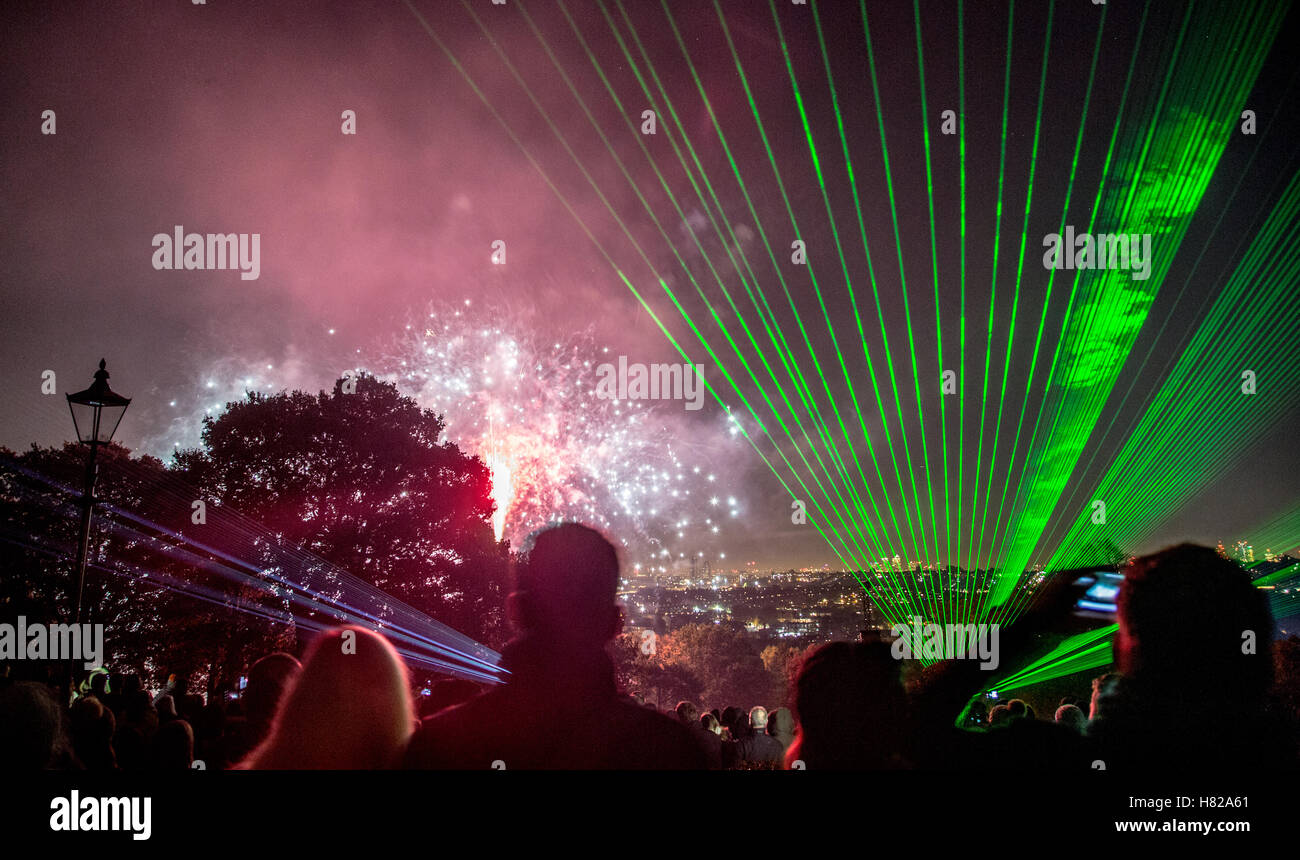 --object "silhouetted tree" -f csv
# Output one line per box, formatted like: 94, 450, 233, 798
658, 623, 774, 710
760, 643, 807, 708
0, 443, 290, 690
172, 374, 510, 647
610, 631, 703, 708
